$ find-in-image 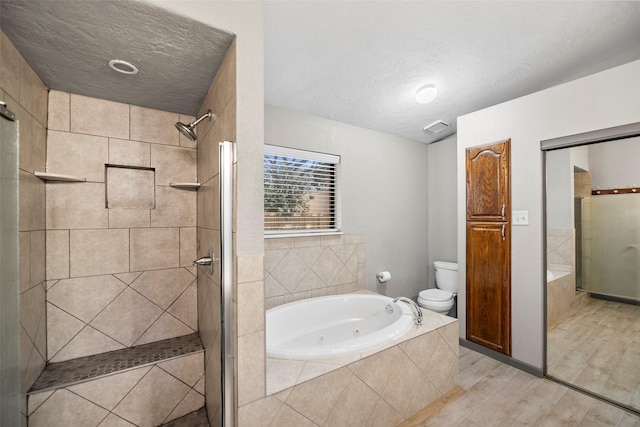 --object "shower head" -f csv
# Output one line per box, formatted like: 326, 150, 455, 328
175, 109, 213, 141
